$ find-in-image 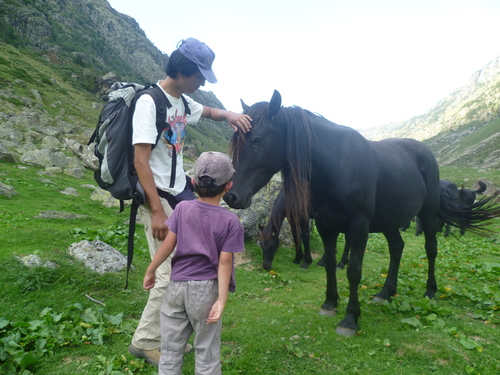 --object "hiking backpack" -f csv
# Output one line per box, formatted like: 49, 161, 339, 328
88, 82, 190, 289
